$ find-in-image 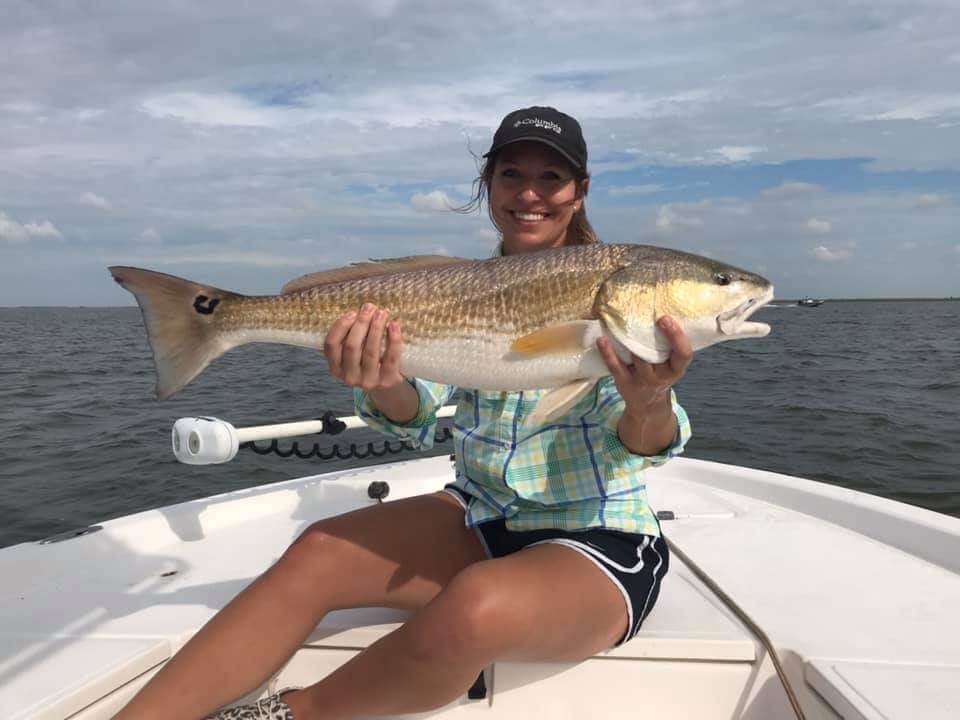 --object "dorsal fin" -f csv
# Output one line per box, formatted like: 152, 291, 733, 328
281, 255, 476, 294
